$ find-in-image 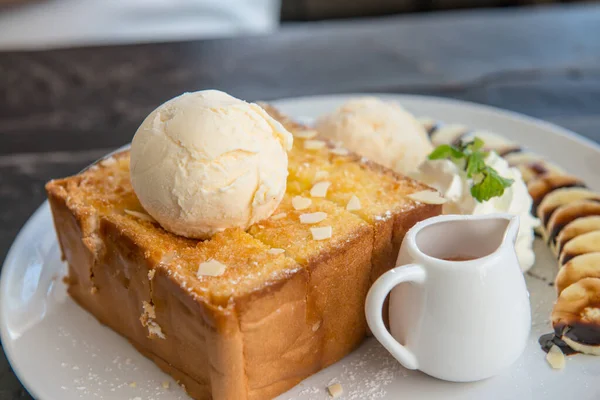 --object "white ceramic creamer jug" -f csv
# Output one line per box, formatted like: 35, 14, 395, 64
365, 214, 531, 382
